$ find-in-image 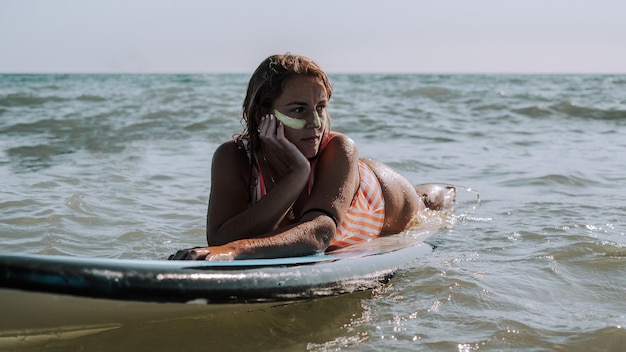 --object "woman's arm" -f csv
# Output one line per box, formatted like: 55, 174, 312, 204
299, 134, 361, 227
205, 141, 310, 246
229, 135, 362, 259
171, 134, 362, 260
172, 210, 336, 260
208, 116, 312, 245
